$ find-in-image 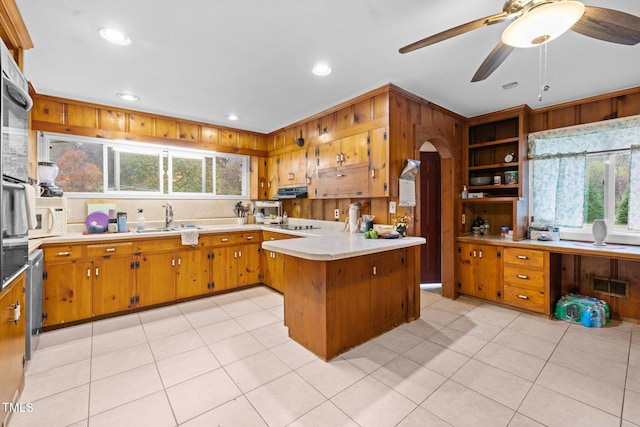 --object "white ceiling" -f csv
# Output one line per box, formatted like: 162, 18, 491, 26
16, 0, 640, 134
